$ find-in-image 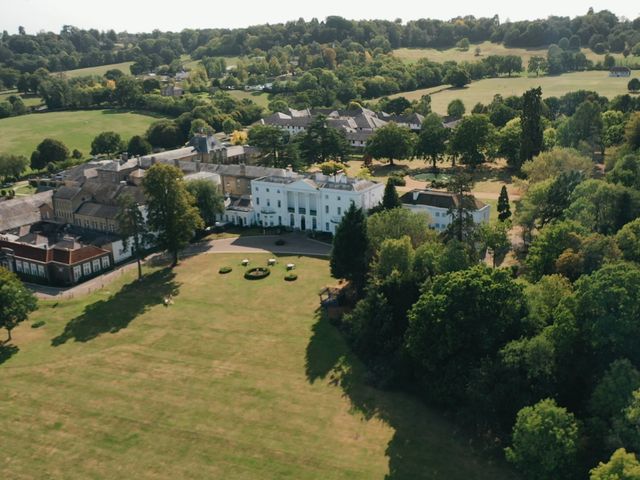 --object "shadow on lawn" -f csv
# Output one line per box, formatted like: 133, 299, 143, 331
51, 268, 179, 346
305, 310, 515, 480
0, 343, 19, 365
